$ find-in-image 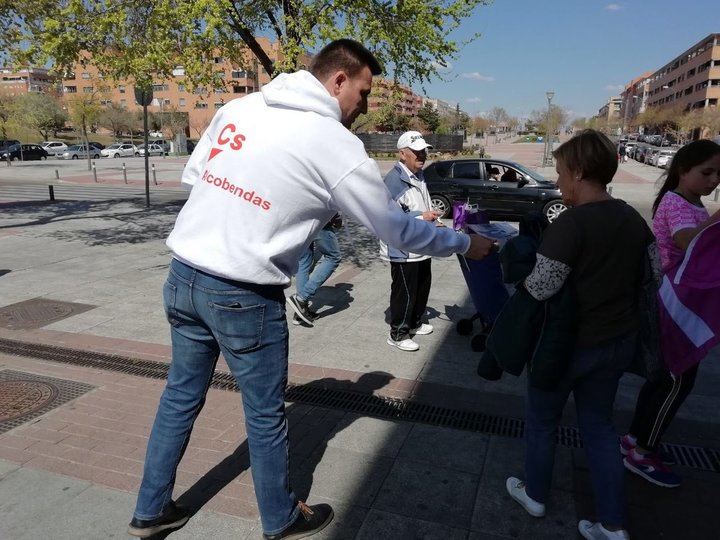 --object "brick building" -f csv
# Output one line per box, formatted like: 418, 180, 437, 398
646, 34, 720, 112
61, 38, 304, 136
620, 71, 653, 129
0, 67, 59, 96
